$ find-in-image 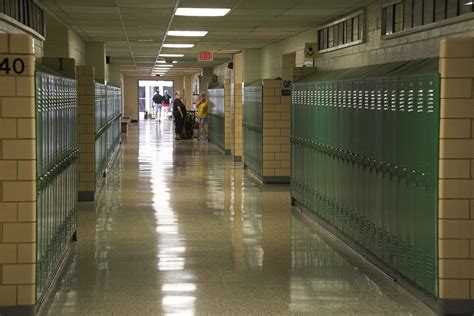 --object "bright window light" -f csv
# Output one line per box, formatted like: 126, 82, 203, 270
159, 54, 184, 57
167, 31, 208, 37
175, 8, 230, 17
163, 44, 195, 48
